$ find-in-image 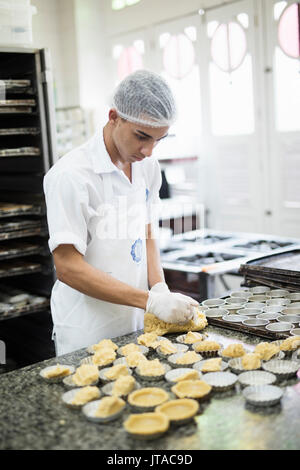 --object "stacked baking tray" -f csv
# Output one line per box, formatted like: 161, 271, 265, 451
239, 248, 300, 292
0, 47, 56, 323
